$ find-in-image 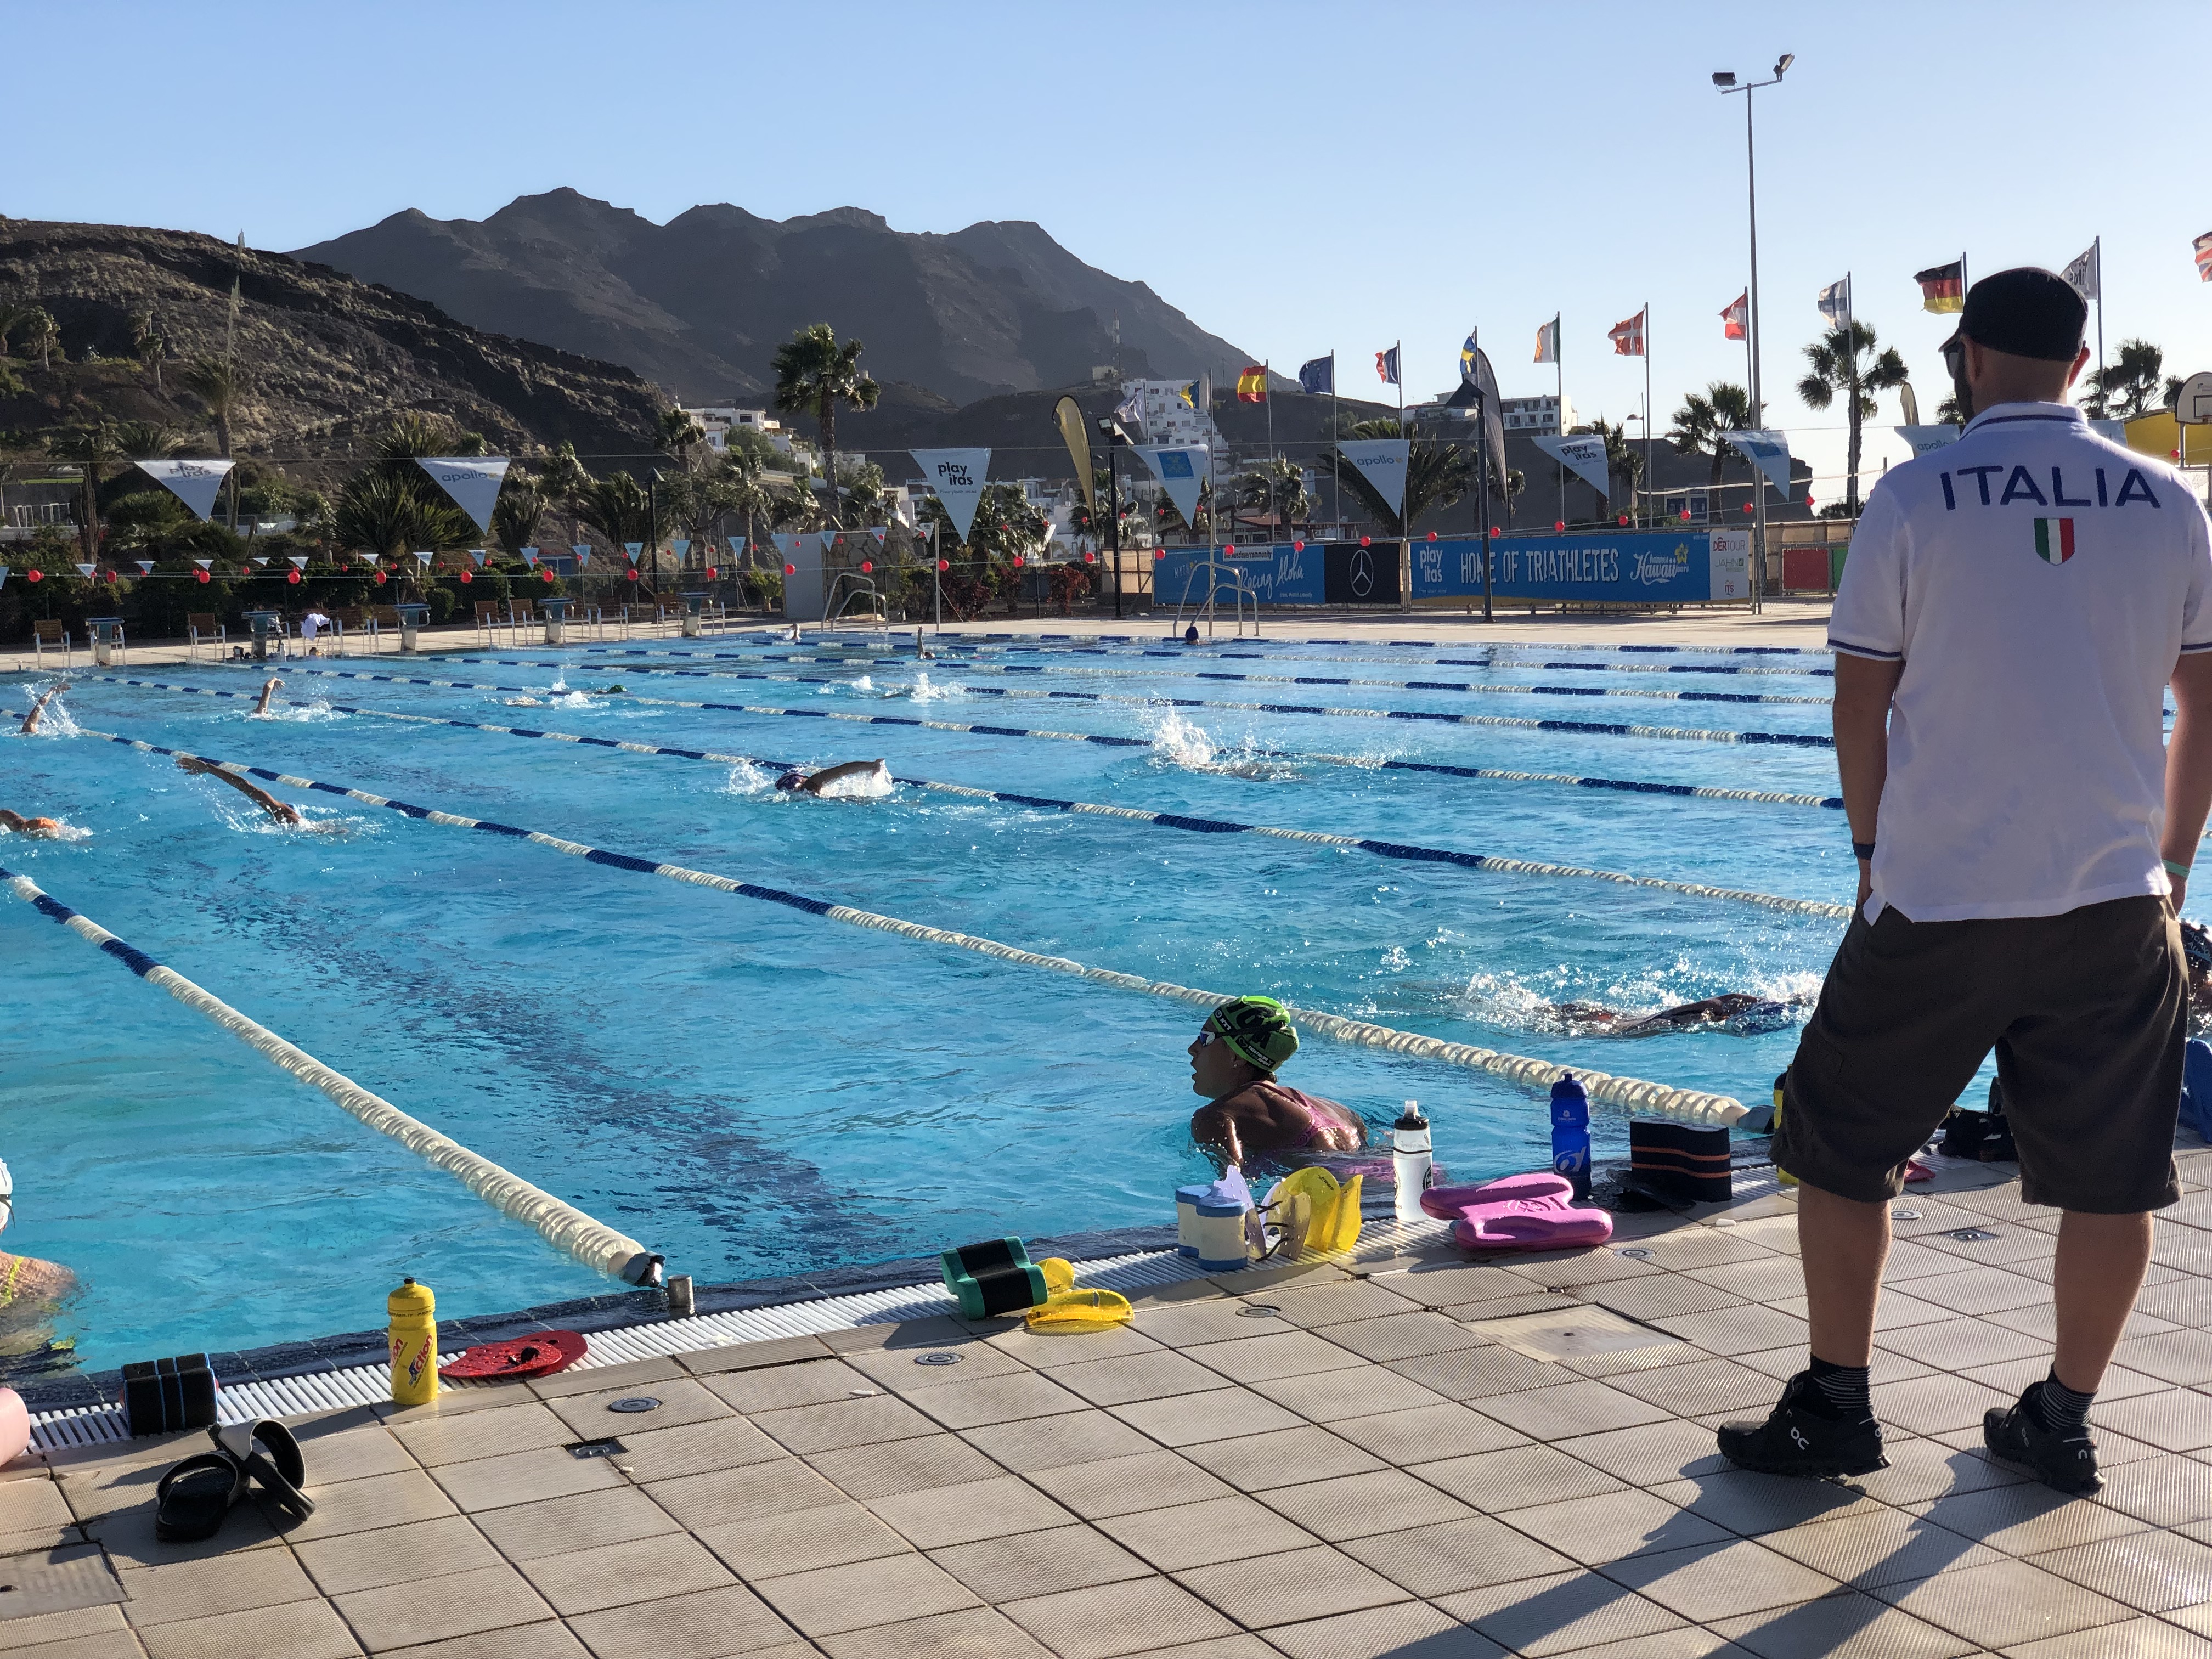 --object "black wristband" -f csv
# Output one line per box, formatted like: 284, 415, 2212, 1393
1852, 840, 1876, 861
